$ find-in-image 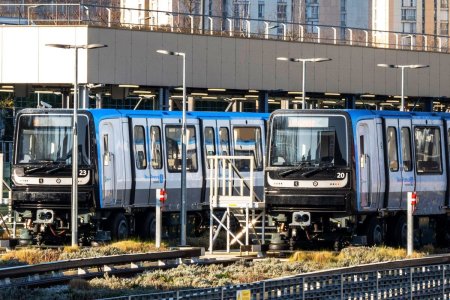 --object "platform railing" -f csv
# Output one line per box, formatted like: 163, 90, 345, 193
0, 3, 449, 53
